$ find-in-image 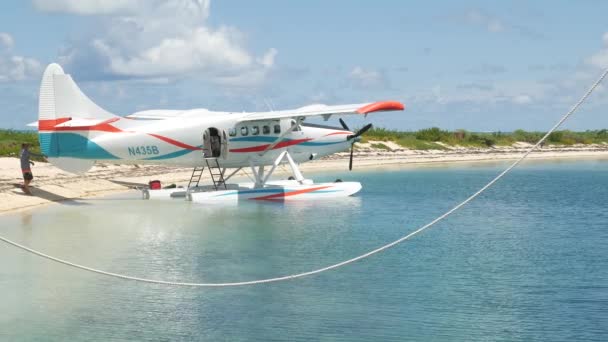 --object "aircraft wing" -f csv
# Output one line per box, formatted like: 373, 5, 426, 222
237, 101, 404, 123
